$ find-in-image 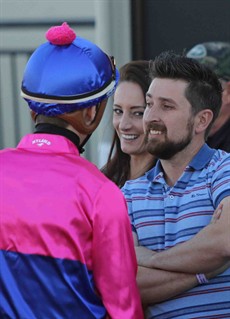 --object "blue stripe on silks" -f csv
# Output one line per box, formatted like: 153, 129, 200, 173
0, 250, 106, 319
